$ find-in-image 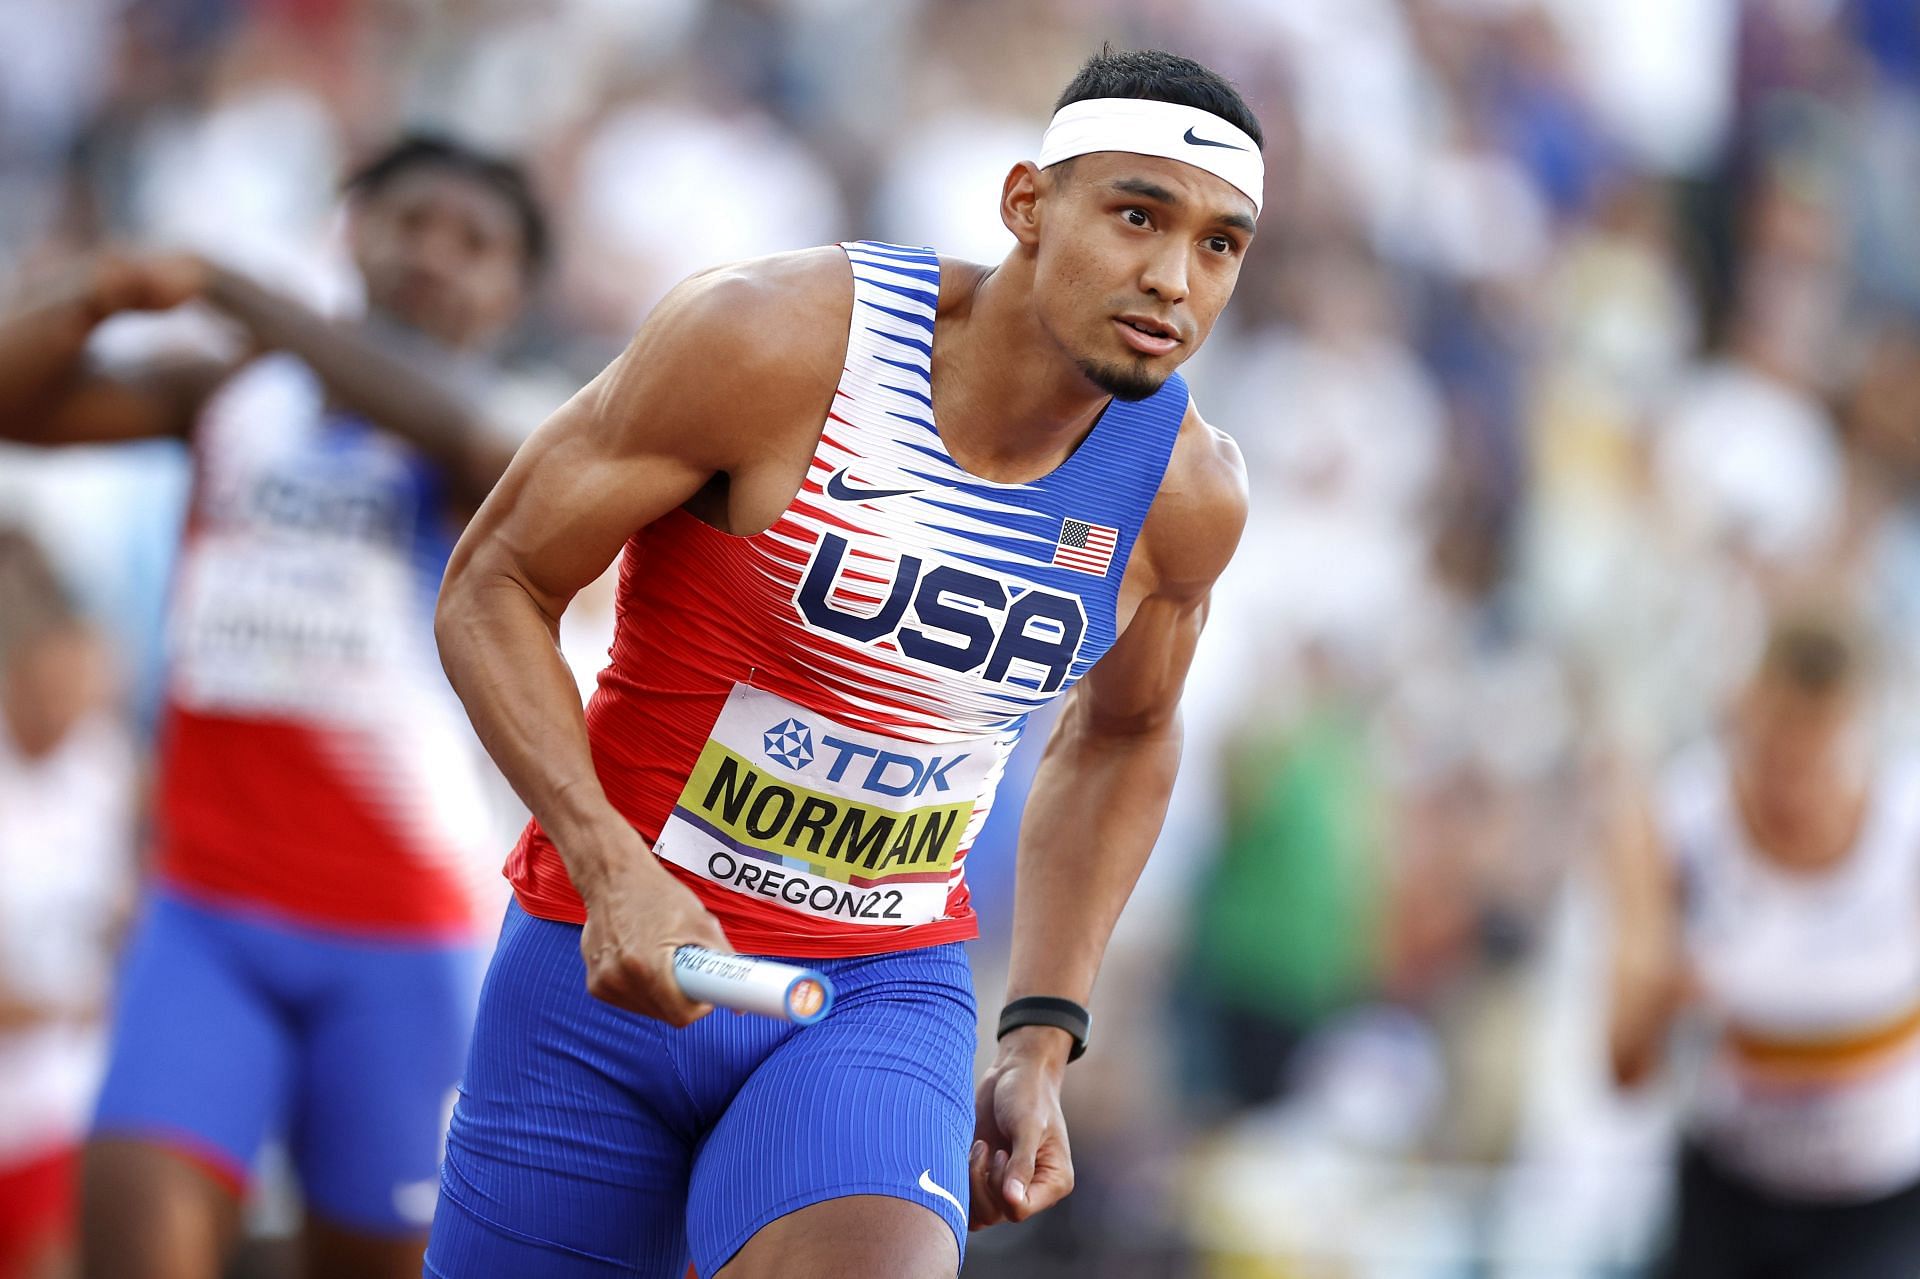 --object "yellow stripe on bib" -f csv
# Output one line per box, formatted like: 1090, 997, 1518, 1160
678, 739, 975, 883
